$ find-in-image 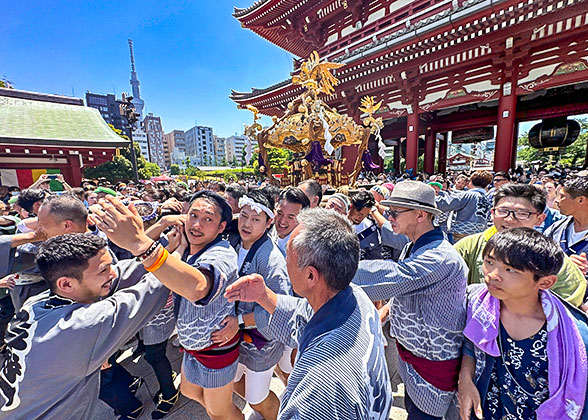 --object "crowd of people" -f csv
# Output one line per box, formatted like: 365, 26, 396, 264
0, 165, 587, 420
